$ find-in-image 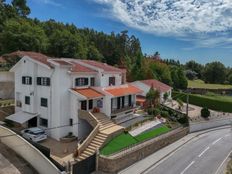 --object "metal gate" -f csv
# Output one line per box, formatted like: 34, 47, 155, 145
72, 154, 96, 174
